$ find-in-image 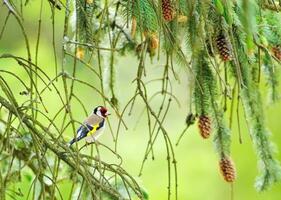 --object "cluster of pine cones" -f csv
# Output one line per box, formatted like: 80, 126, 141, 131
197, 114, 236, 183
130, 0, 238, 184
131, 0, 175, 56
